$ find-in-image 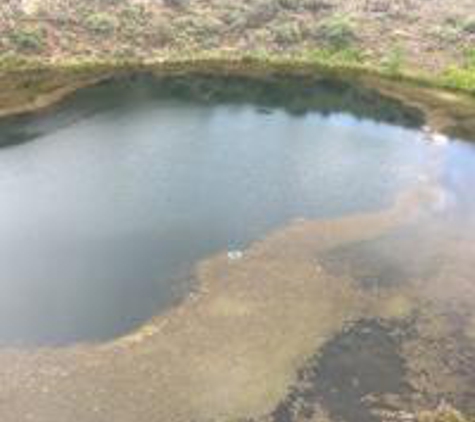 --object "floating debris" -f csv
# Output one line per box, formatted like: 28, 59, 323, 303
227, 250, 244, 261
431, 133, 449, 146
421, 126, 449, 145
